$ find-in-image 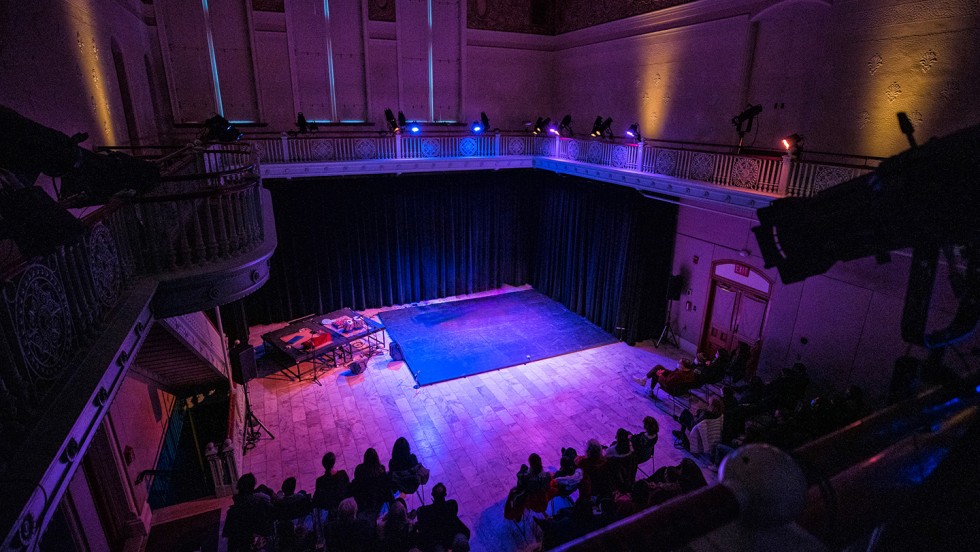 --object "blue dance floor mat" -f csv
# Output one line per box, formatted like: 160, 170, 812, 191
379, 289, 616, 386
